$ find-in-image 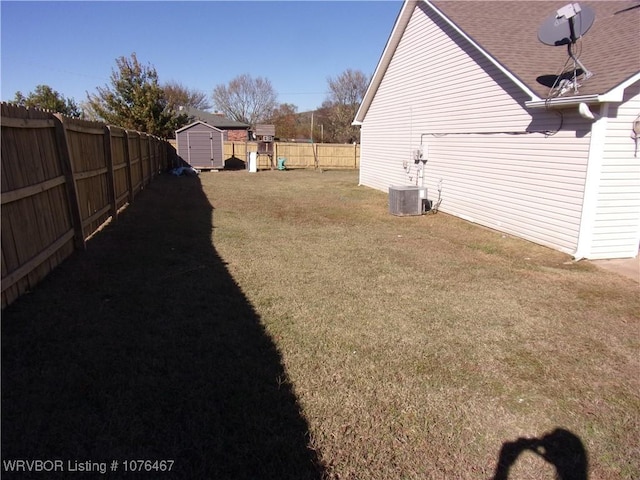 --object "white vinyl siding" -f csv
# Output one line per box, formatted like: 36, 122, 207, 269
590, 81, 640, 258
423, 130, 589, 252
359, 3, 592, 254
